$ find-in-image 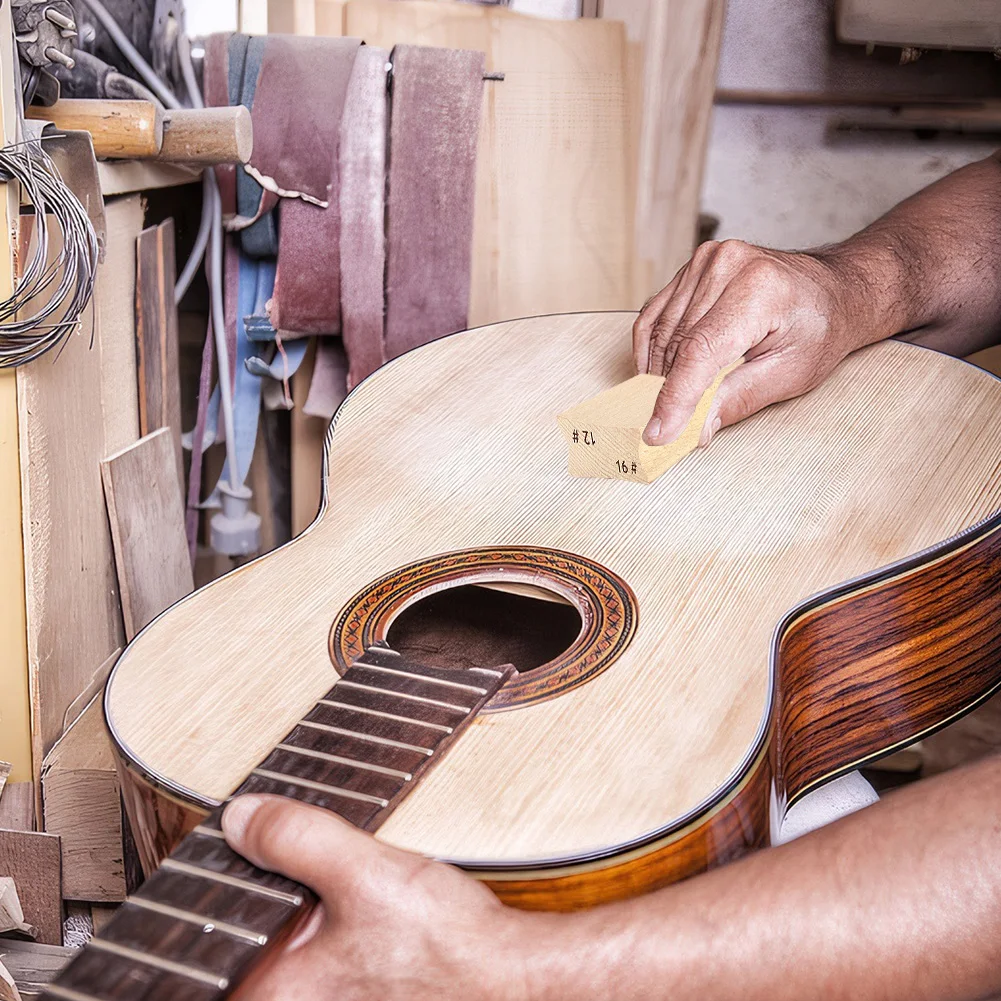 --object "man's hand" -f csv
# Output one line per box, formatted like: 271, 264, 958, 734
222, 795, 533, 1001
633, 240, 870, 448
